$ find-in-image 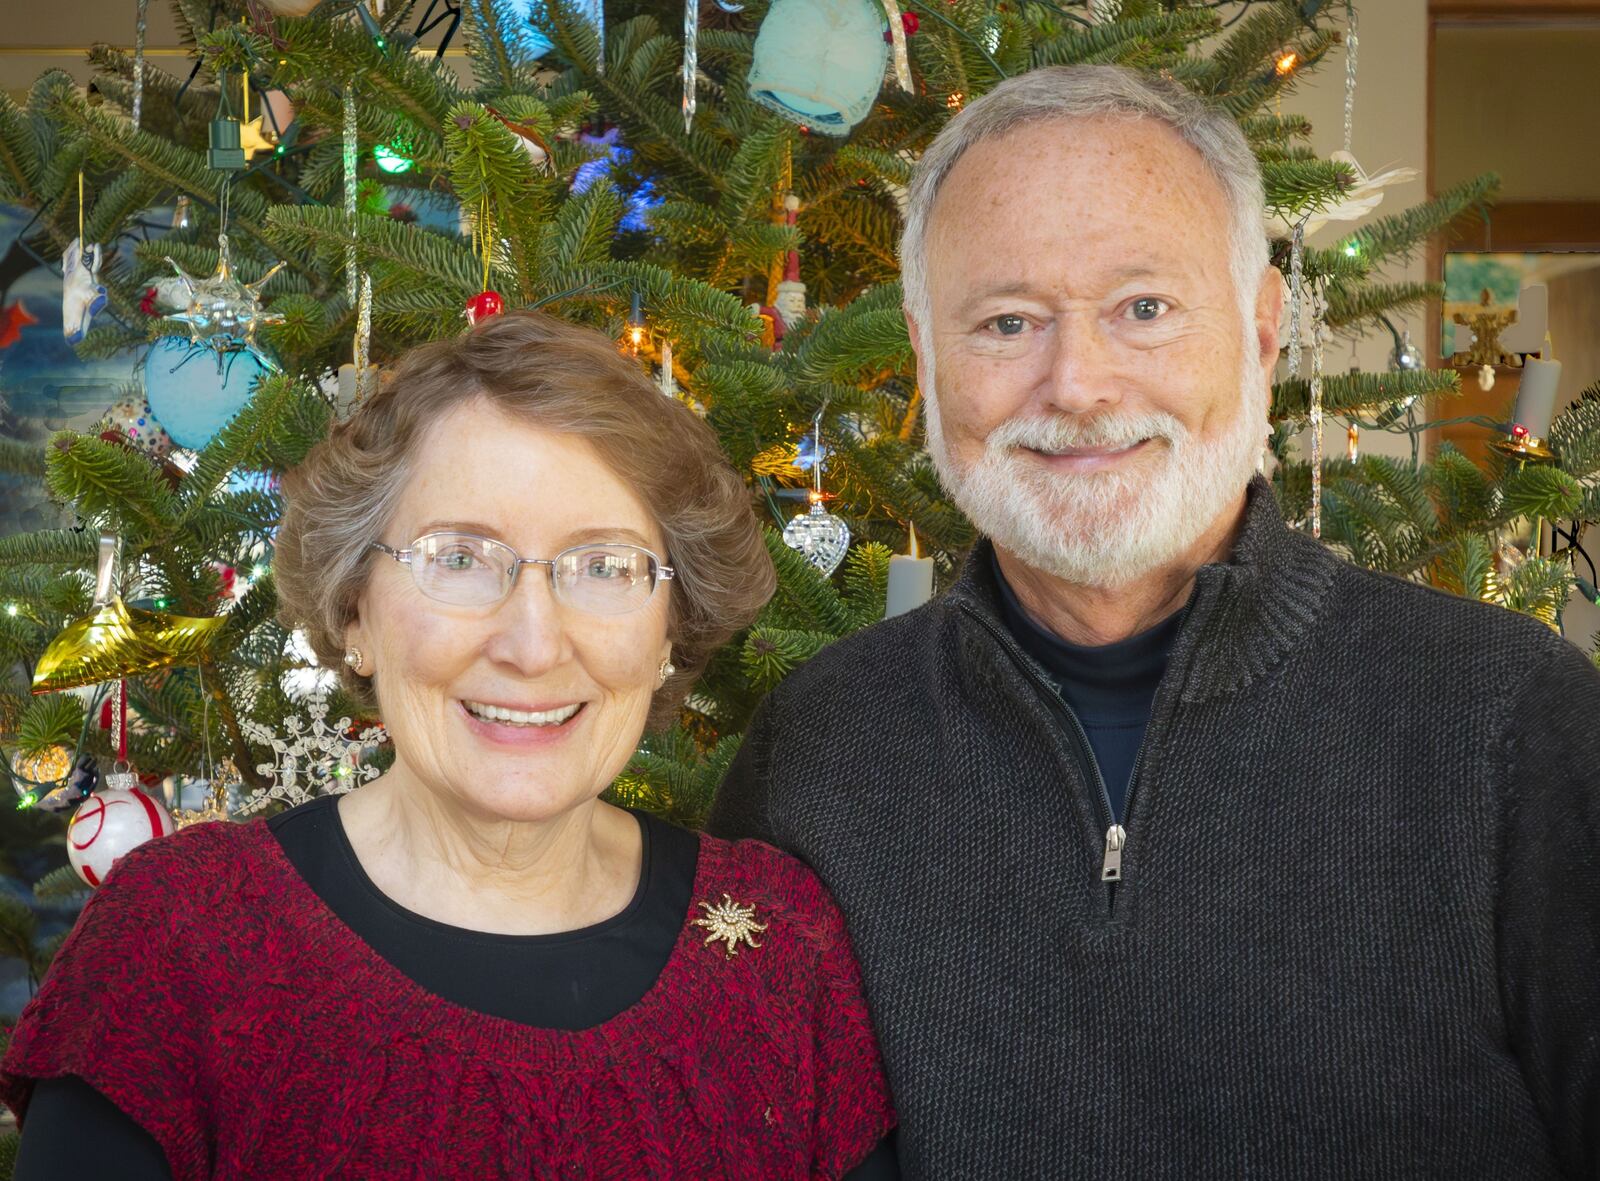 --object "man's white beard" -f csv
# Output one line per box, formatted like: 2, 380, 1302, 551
925, 358, 1268, 590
